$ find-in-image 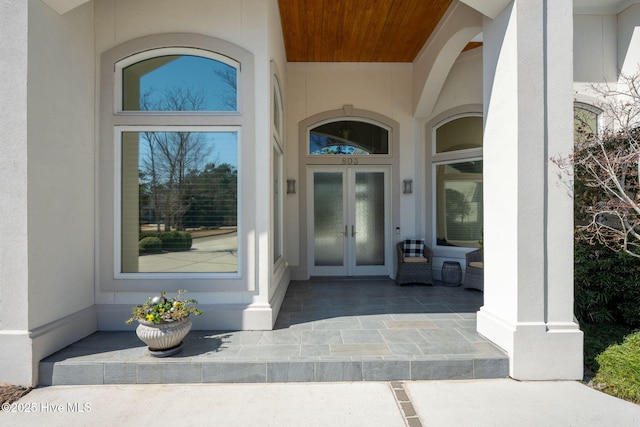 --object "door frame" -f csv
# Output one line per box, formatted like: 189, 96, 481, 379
307, 165, 392, 276
295, 106, 401, 280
